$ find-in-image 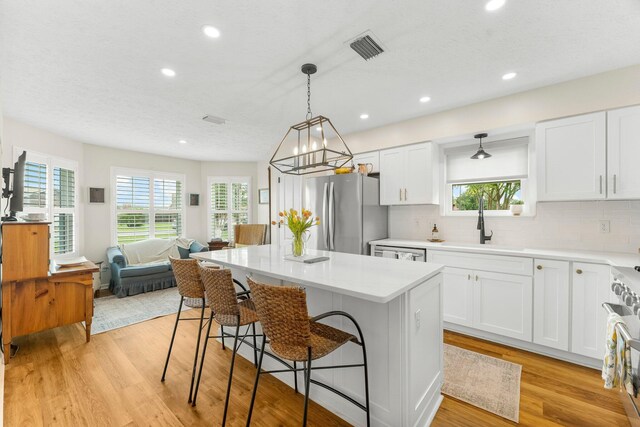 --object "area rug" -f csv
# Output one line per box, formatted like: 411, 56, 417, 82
90, 287, 191, 335
442, 344, 522, 422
